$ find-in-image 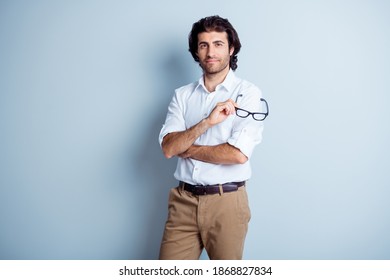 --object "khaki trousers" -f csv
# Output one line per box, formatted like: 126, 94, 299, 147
159, 184, 251, 260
